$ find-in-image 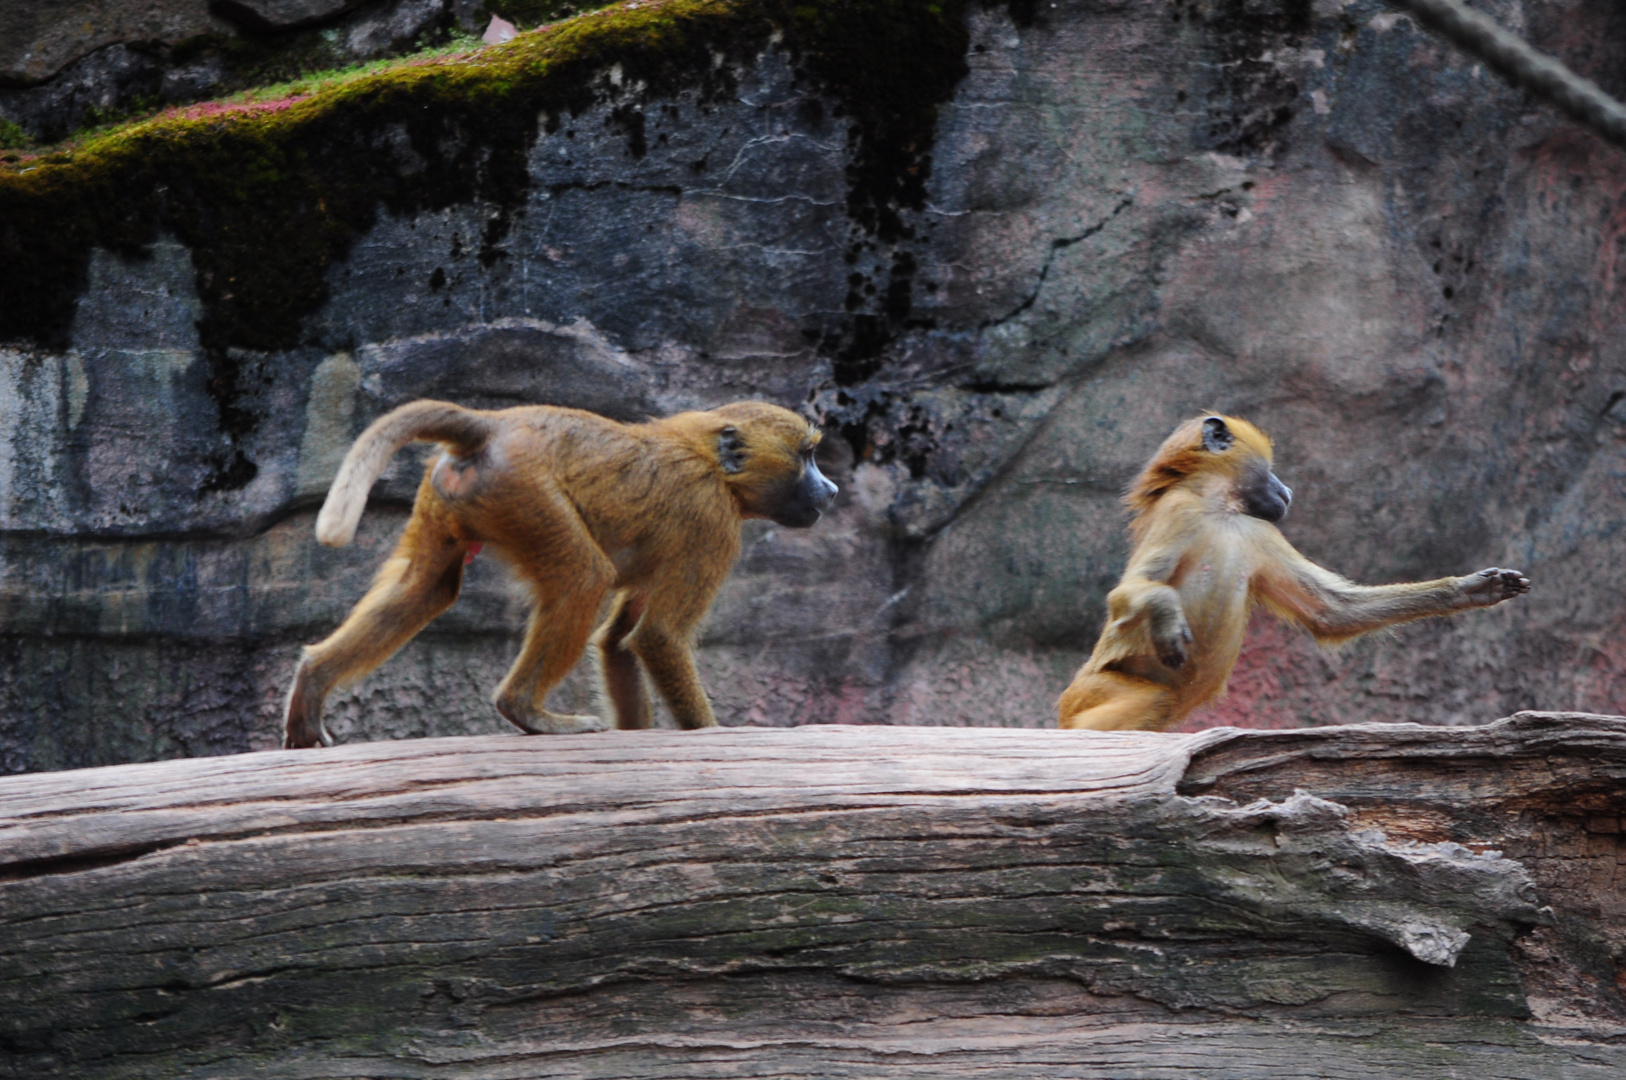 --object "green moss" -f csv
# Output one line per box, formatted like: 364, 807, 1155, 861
0, 118, 33, 151
0, 0, 978, 487
489, 0, 613, 30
